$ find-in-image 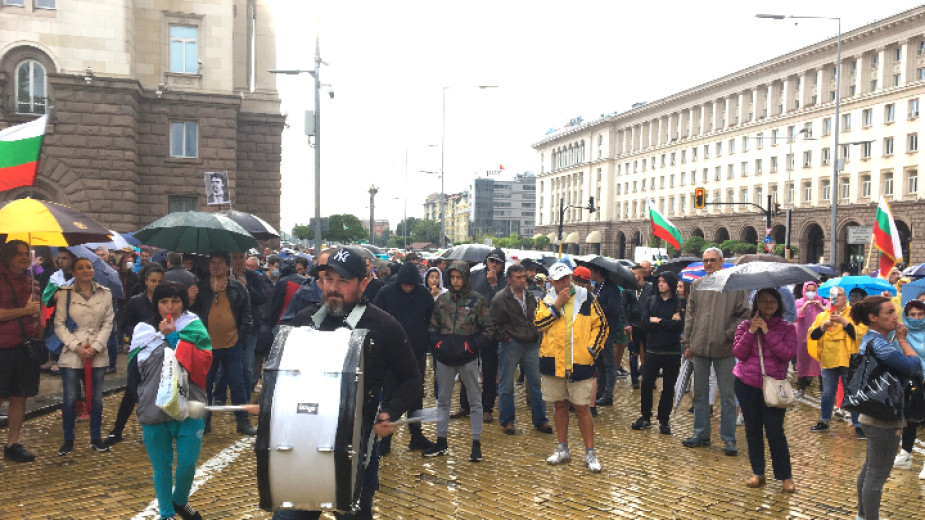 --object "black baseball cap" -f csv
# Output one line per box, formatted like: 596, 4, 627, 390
319, 246, 367, 280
